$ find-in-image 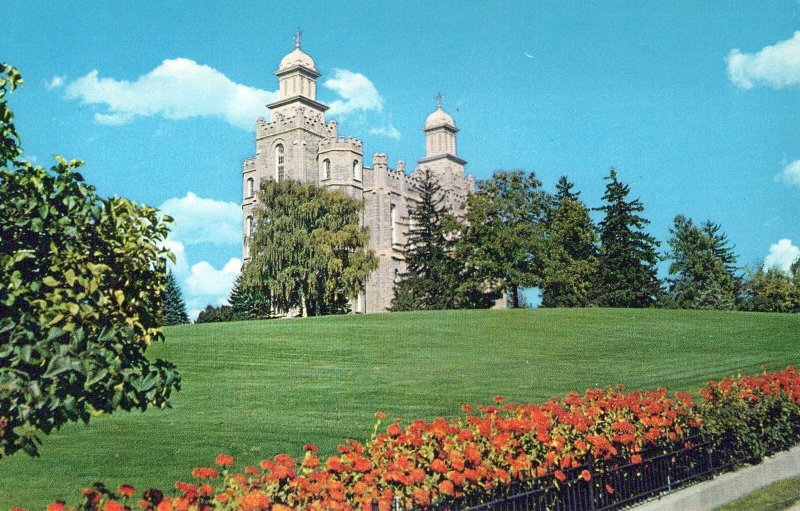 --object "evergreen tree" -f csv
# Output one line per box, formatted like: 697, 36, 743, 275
162, 270, 189, 325
244, 179, 378, 316
541, 176, 598, 307
593, 168, 661, 307
391, 169, 457, 310
665, 215, 737, 309
195, 304, 235, 323
229, 273, 271, 320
